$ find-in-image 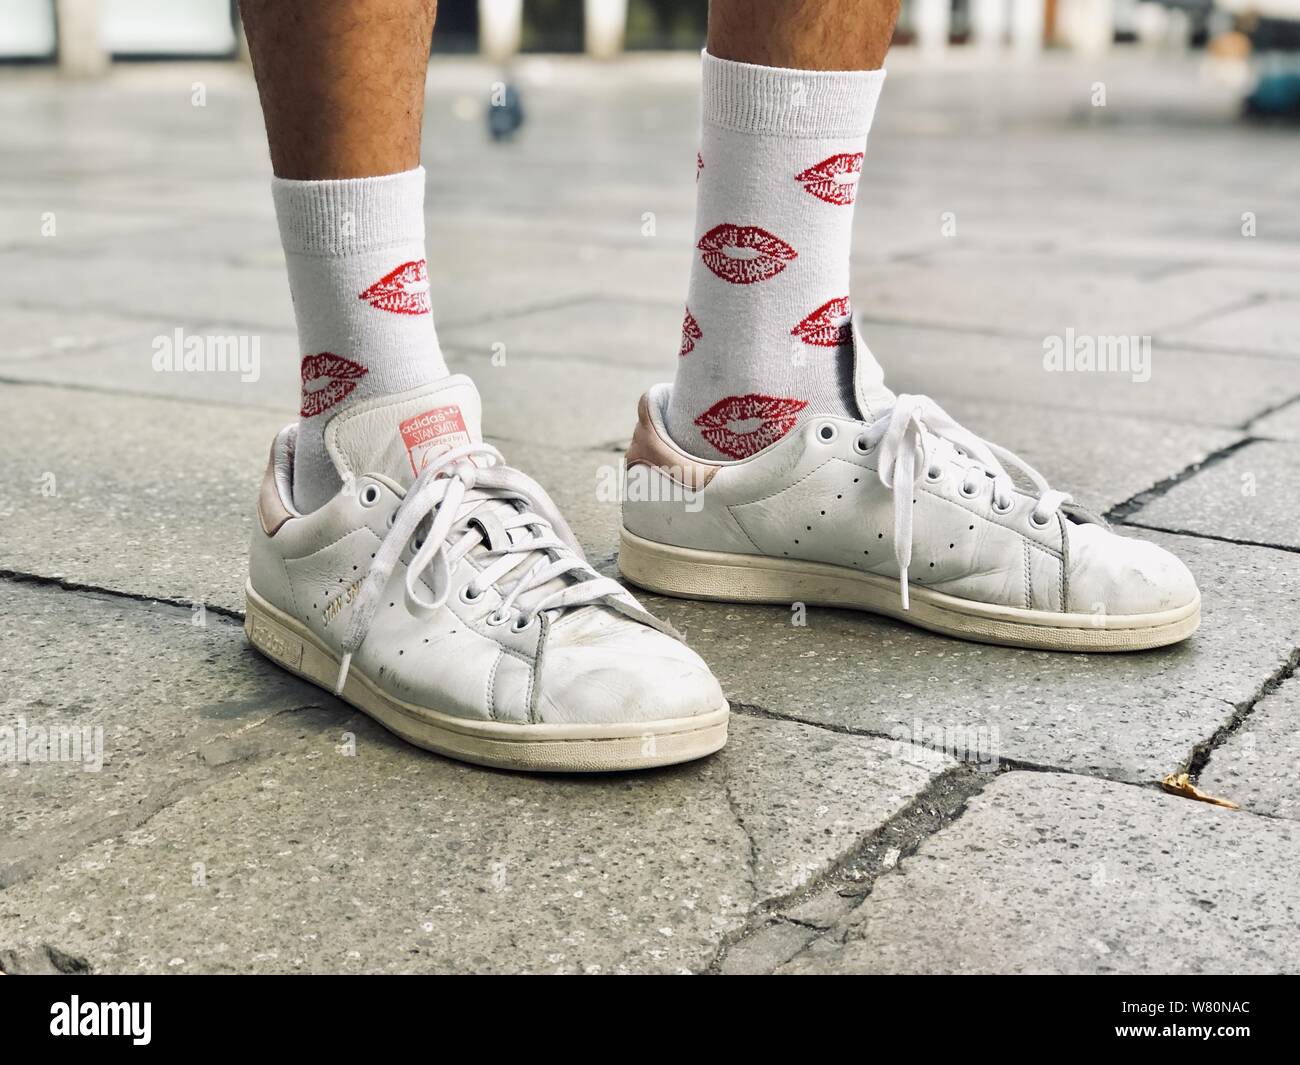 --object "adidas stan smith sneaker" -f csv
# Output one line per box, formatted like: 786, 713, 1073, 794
246, 375, 728, 771
619, 331, 1199, 653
